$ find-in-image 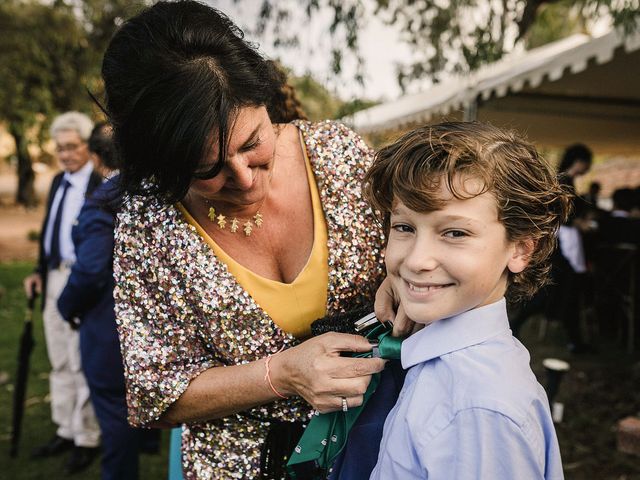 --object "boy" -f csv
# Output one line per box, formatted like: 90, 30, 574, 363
364, 122, 569, 479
